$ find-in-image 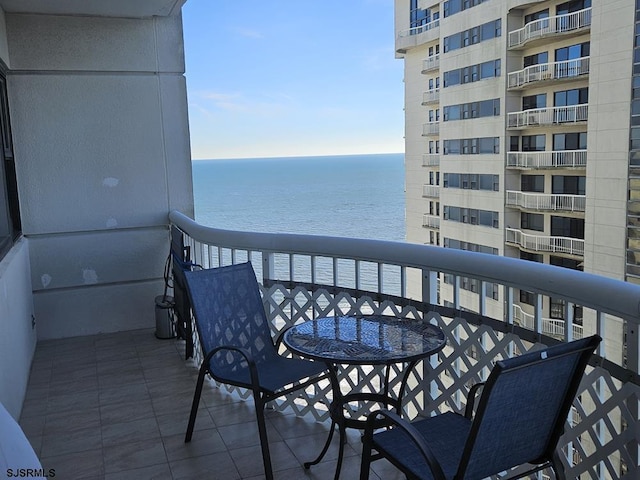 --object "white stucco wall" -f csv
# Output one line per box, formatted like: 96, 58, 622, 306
0, 239, 36, 419
6, 12, 193, 339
